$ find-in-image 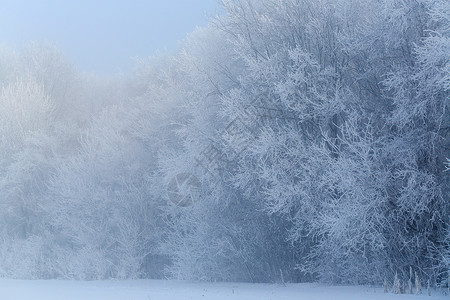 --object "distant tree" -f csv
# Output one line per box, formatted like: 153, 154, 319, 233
44, 102, 163, 279
0, 78, 54, 239
0, 77, 59, 278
